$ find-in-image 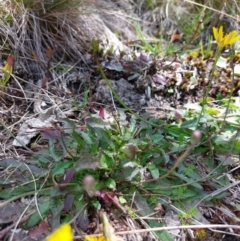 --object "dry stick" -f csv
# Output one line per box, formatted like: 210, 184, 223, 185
115, 224, 240, 236
141, 144, 194, 183
74, 224, 240, 239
